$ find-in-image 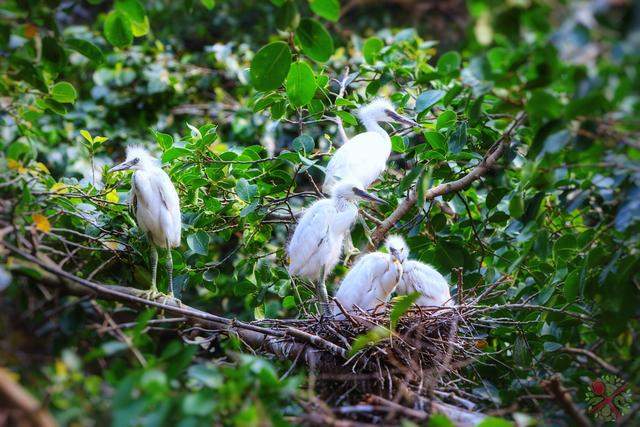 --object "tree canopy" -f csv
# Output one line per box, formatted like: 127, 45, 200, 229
1, 0, 639, 425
